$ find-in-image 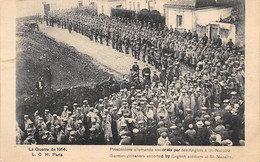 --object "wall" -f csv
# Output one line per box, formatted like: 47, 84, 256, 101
97, 0, 126, 16
16, 0, 43, 18
166, 6, 233, 32
153, 0, 168, 16
125, 0, 167, 16
166, 7, 194, 31
210, 22, 236, 44
125, 0, 148, 12
194, 7, 232, 25
16, 0, 80, 18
